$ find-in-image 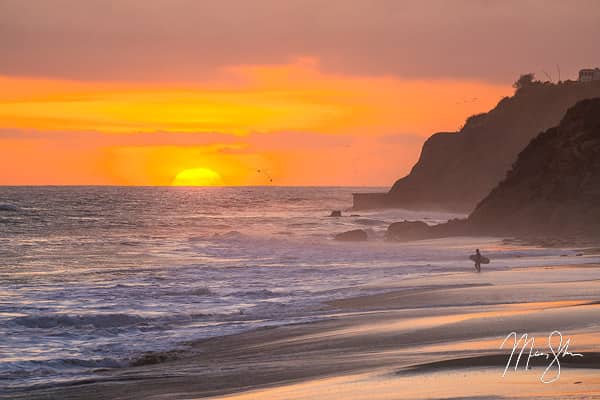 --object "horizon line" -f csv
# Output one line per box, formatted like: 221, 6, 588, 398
0, 184, 389, 189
